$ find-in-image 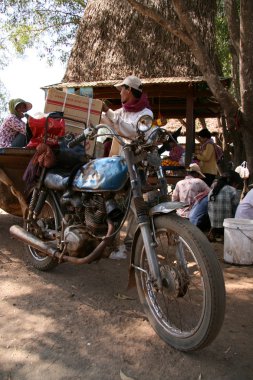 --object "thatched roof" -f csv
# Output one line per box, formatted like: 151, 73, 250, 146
44, 77, 212, 90
63, 0, 217, 83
